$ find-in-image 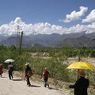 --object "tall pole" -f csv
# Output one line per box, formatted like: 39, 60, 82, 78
19, 31, 23, 55
16, 25, 20, 48
78, 52, 81, 61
